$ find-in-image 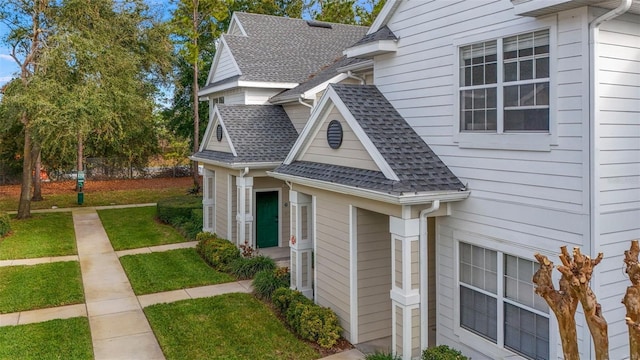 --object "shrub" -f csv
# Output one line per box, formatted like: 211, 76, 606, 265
272, 287, 312, 314
422, 345, 468, 360
252, 267, 290, 300
195, 232, 240, 272
0, 212, 10, 237
156, 195, 201, 224
365, 351, 402, 360
231, 255, 276, 280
